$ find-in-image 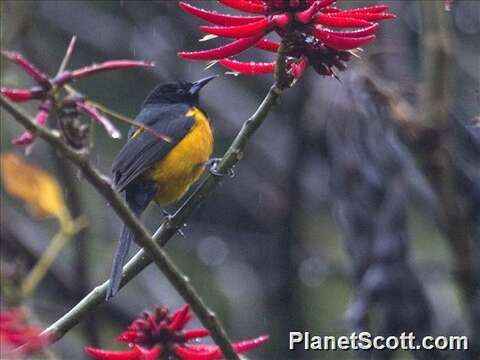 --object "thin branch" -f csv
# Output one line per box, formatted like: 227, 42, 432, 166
21, 217, 87, 298
1, 38, 291, 358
